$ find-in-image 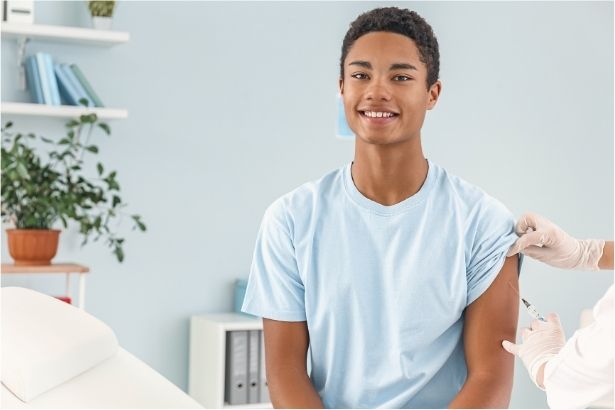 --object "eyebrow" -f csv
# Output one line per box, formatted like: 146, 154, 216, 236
348, 61, 418, 71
